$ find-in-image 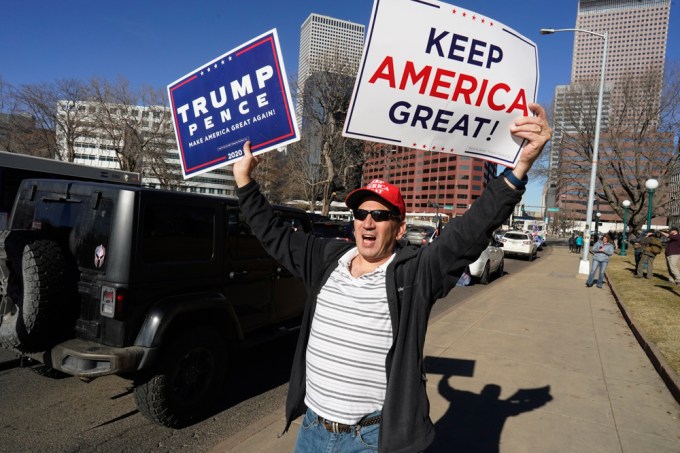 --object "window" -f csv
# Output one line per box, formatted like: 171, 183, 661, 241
142, 204, 214, 263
